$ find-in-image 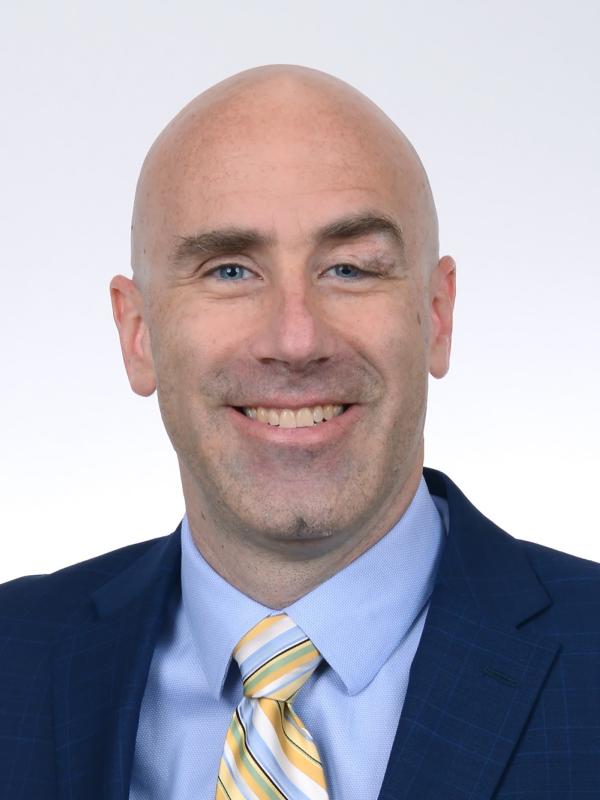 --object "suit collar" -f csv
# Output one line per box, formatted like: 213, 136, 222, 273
378, 468, 559, 799
423, 467, 552, 628
52, 470, 560, 800
91, 526, 182, 619
53, 525, 182, 800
